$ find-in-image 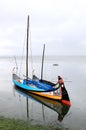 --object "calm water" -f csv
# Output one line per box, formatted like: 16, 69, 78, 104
0, 56, 86, 130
